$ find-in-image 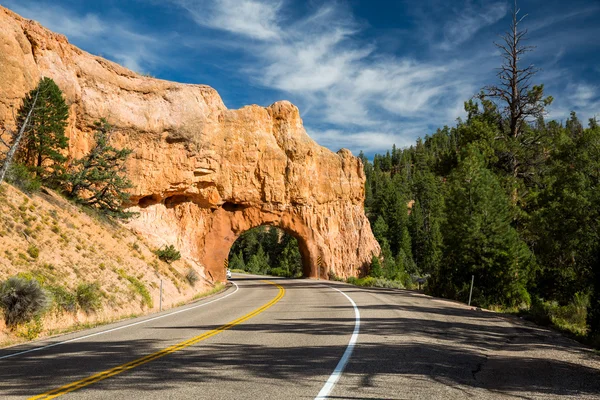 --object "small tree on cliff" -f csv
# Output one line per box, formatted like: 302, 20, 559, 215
65, 119, 134, 219
0, 87, 40, 185
15, 77, 69, 184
